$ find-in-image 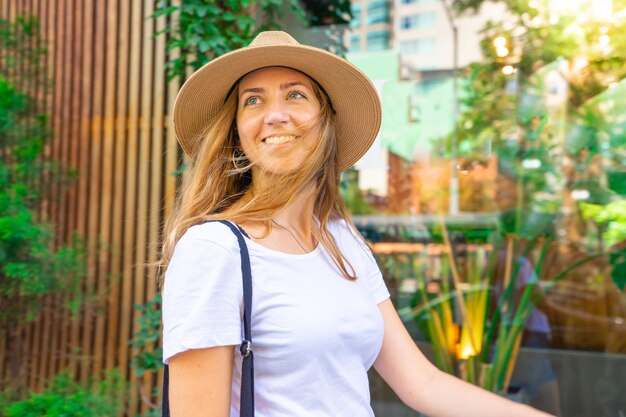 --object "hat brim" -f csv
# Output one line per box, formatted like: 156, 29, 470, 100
173, 42, 381, 172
